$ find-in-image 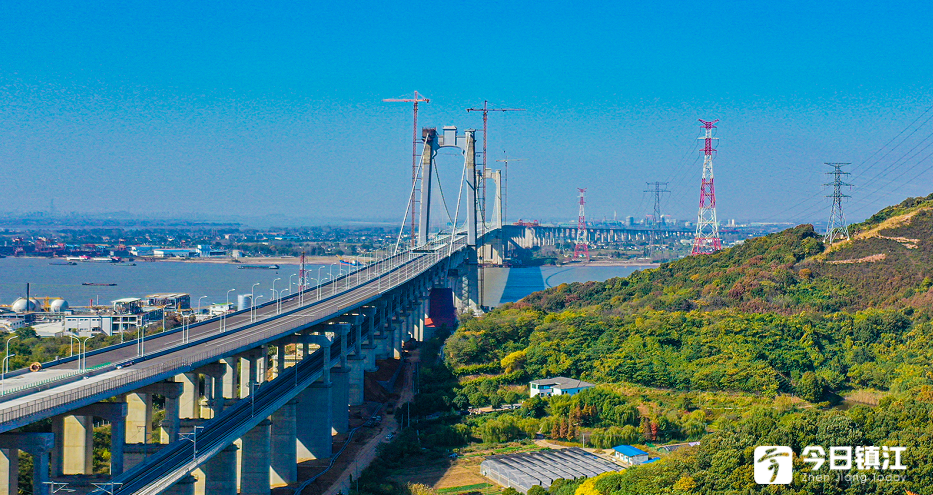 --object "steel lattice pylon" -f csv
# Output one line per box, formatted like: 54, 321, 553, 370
573, 188, 590, 260
824, 162, 852, 245
692, 119, 722, 255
